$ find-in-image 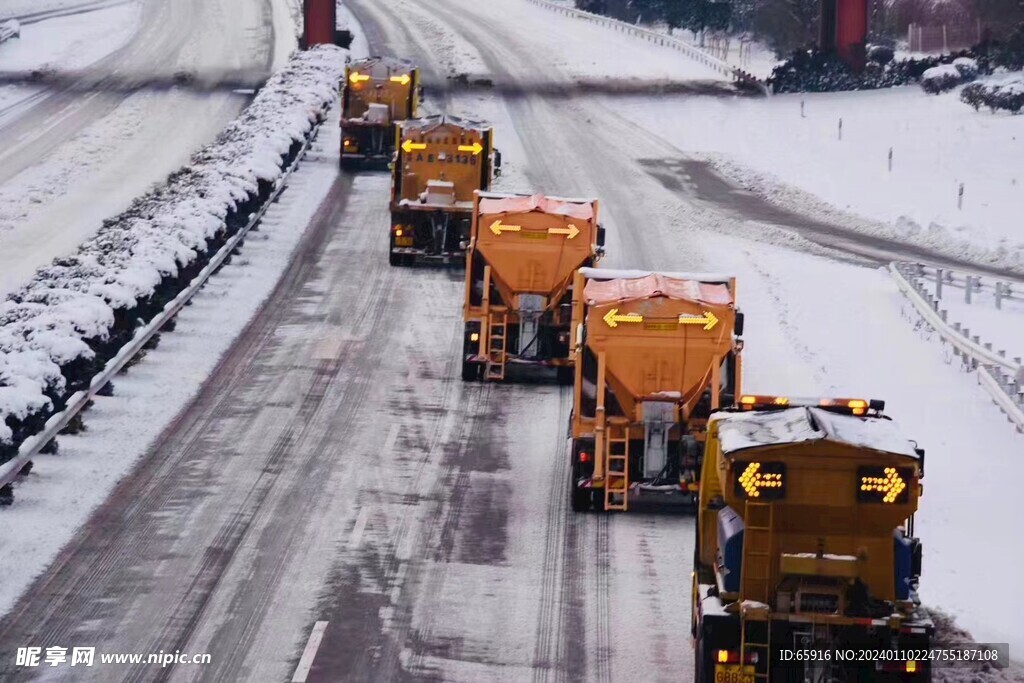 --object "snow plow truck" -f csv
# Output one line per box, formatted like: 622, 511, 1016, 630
461, 192, 605, 383
692, 396, 933, 682
389, 115, 500, 266
340, 57, 419, 169
569, 269, 743, 512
